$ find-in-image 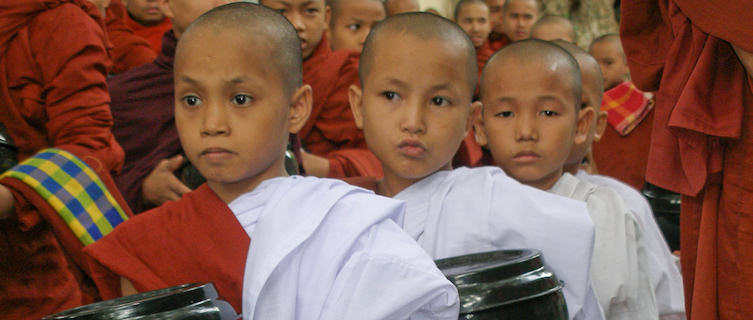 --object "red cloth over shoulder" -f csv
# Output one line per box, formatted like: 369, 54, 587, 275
105, 0, 156, 74
85, 184, 249, 313
124, 14, 171, 54
592, 108, 653, 190
620, 0, 753, 196
302, 35, 382, 178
